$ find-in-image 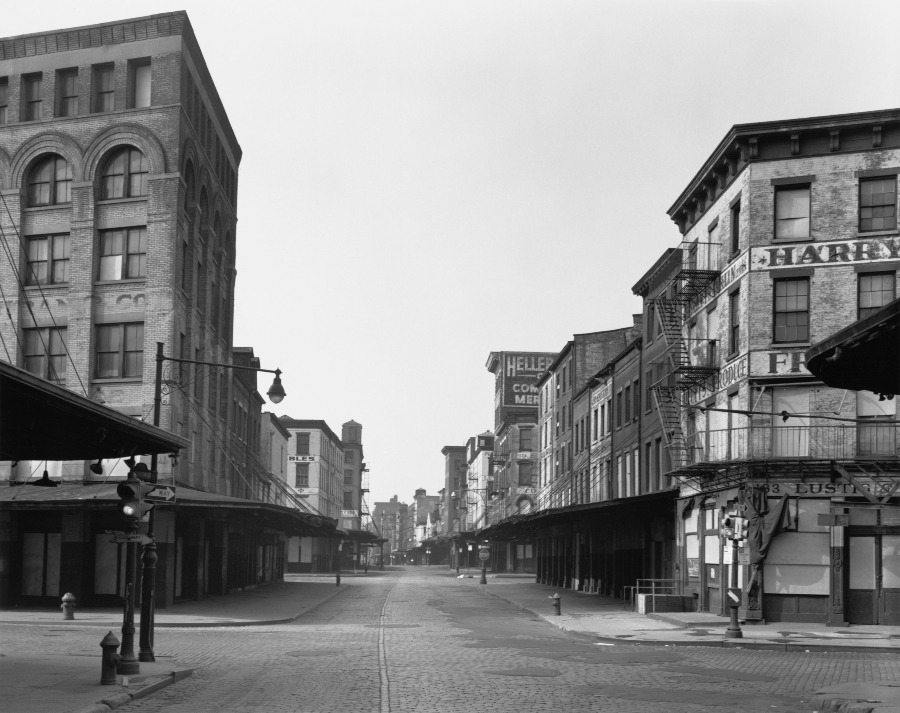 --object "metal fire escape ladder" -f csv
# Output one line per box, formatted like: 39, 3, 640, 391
650, 242, 721, 472
834, 462, 900, 503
